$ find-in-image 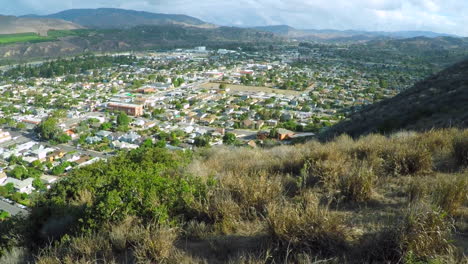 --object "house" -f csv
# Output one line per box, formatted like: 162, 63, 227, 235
132, 119, 146, 127
96, 131, 113, 140
29, 146, 55, 161
86, 136, 102, 144
242, 119, 255, 129
46, 150, 66, 162
277, 128, 295, 141
2, 178, 35, 194
40, 175, 58, 188
0, 170, 7, 185
111, 140, 139, 150
119, 132, 141, 144
256, 120, 265, 130
0, 130, 12, 144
